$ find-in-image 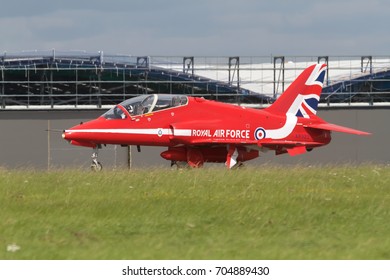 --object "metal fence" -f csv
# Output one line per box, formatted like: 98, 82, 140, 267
1, 50, 390, 109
